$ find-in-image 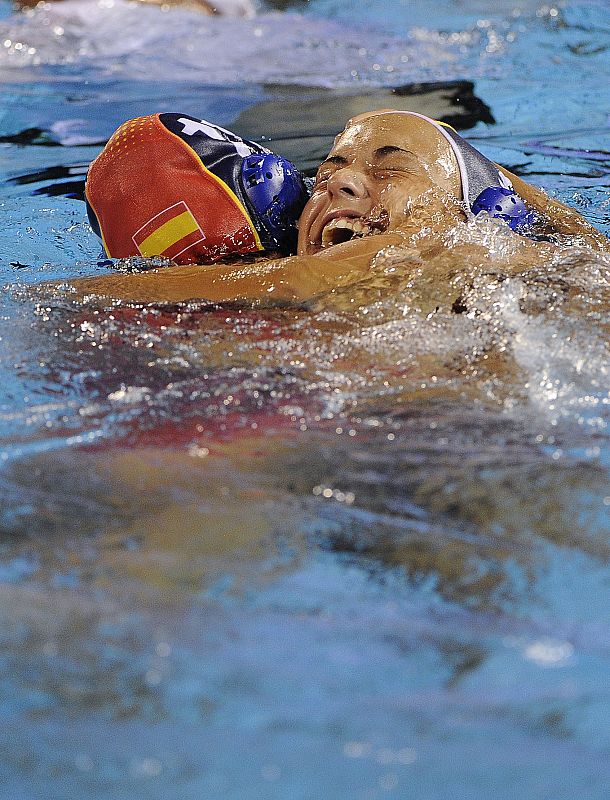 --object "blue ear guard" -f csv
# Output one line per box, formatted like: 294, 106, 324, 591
471, 186, 535, 232
240, 153, 310, 254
